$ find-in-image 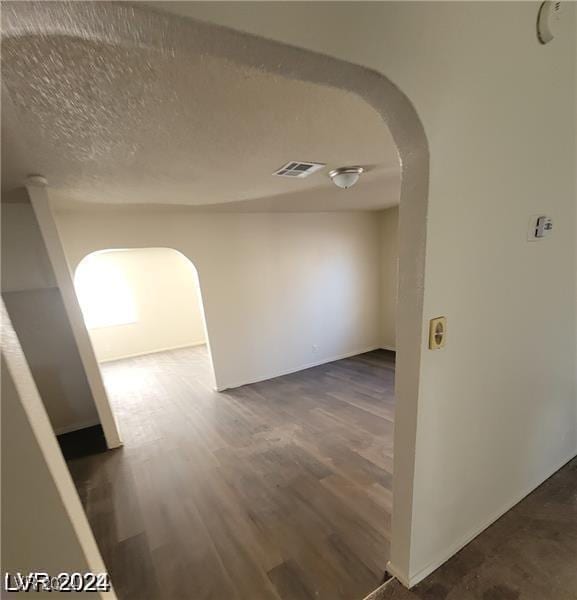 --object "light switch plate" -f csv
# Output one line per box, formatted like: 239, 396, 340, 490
528, 215, 553, 241
429, 316, 446, 349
